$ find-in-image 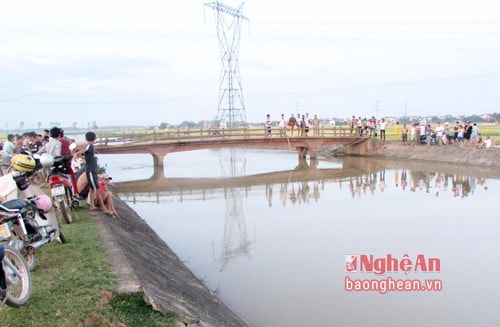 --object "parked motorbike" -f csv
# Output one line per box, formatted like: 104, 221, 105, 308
0, 227, 32, 307
41, 154, 83, 224
0, 192, 65, 271
2, 154, 67, 270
